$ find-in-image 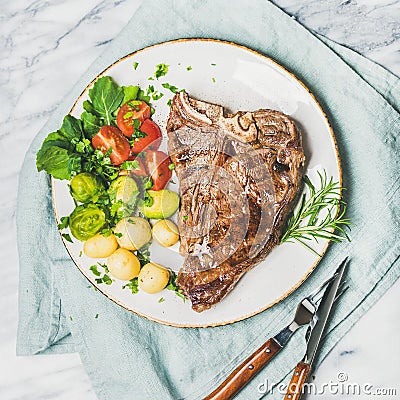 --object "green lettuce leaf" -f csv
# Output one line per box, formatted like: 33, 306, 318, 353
86, 76, 124, 125
81, 111, 102, 138
36, 146, 71, 180
59, 115, 84, 141
121, 85, 139, 104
